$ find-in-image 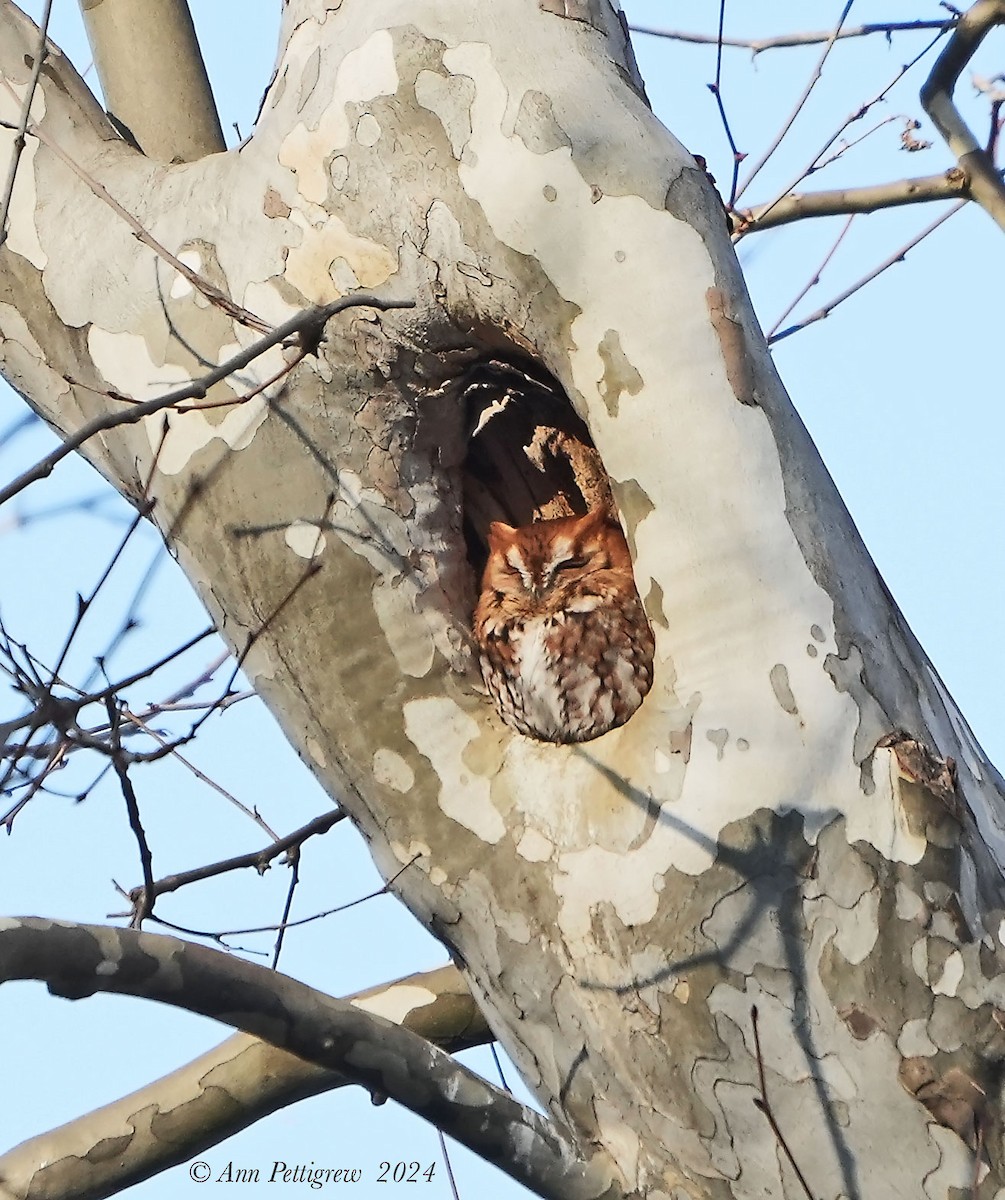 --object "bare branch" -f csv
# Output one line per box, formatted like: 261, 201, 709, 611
127, 808, 344, 909
735, 168, 969, 234
0, 920, 626, 1200
769, 200, 965, 342
707, 1, 745, 207
630, 19, 958, 54
139, 853, 421, 945
921, 0, 1005, 231
105, 698, 156, 926
0, 294, 415, 507
735, 1, 855, 201
768, 214, 855, 338
0, 964, 490, 1200
746, 26, 953, 231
